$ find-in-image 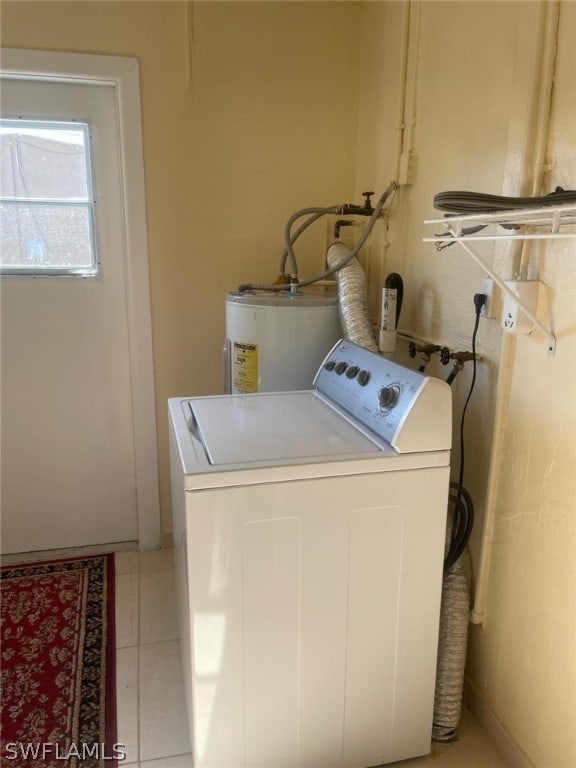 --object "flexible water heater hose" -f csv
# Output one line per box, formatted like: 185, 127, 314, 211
299, 182, 398, 288
239, 181, 398, 293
